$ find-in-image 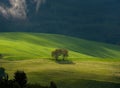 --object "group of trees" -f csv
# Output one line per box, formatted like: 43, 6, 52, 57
51, 49, 69, 60
0, 67, 57, 88
0, 67, 28, 88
